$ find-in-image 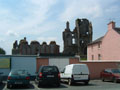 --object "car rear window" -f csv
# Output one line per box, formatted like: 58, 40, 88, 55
42, 66, 58, 73
111, 69, 120, 73
11, 70, 28, 75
